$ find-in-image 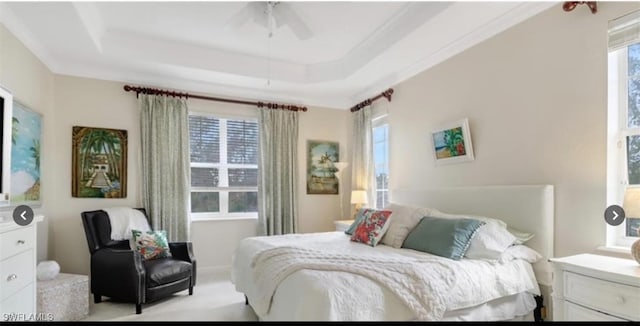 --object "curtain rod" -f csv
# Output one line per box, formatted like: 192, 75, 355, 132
123, 85, 308, 112
350, 88, 394, 112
